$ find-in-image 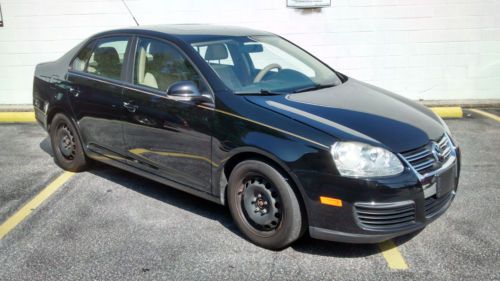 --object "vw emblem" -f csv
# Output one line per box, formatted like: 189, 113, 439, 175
431, 142, 445, 163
